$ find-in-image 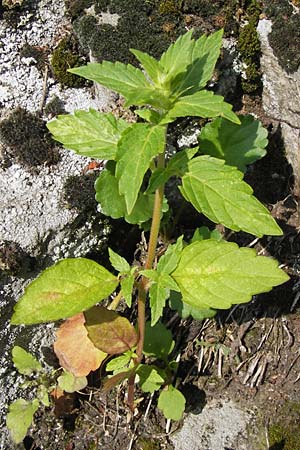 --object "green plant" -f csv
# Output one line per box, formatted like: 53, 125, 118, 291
9, 29, 289, 441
